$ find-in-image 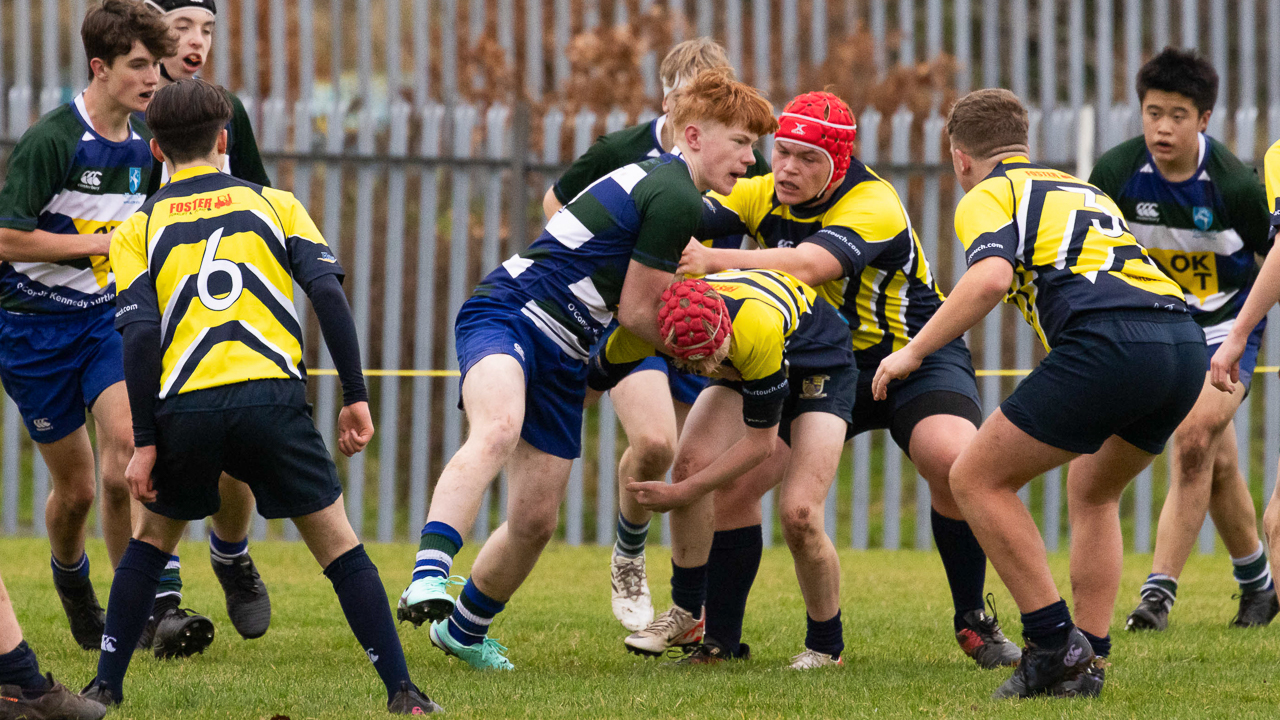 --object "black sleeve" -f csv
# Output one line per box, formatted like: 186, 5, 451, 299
122, 321, 162, 447
307, 274, 368, 405
740, 368, 788, 429
695, 195, 751, 241
800, 225, 893, 278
